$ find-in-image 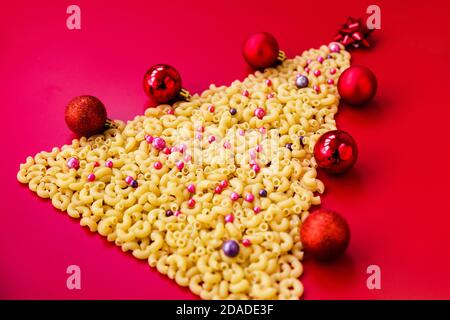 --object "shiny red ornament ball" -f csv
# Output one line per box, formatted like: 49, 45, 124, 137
243, 32, 279, 70
65, 95, 107, 137
301, 209, 350, 261
143, 64, 182, 104
338, 65, 377, 106
314, 130, 358, 174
